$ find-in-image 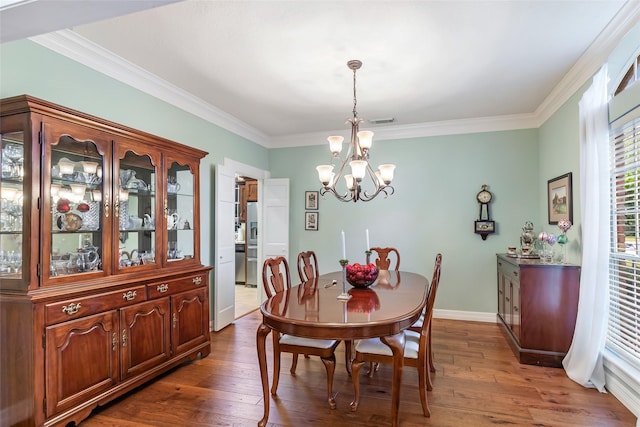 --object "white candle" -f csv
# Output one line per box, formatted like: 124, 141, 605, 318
341, 230, 346, 260
366, 229, 370, 251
